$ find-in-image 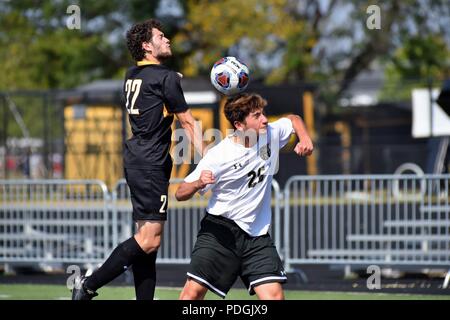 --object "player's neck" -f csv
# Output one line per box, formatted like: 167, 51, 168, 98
142, 54, 161, 65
